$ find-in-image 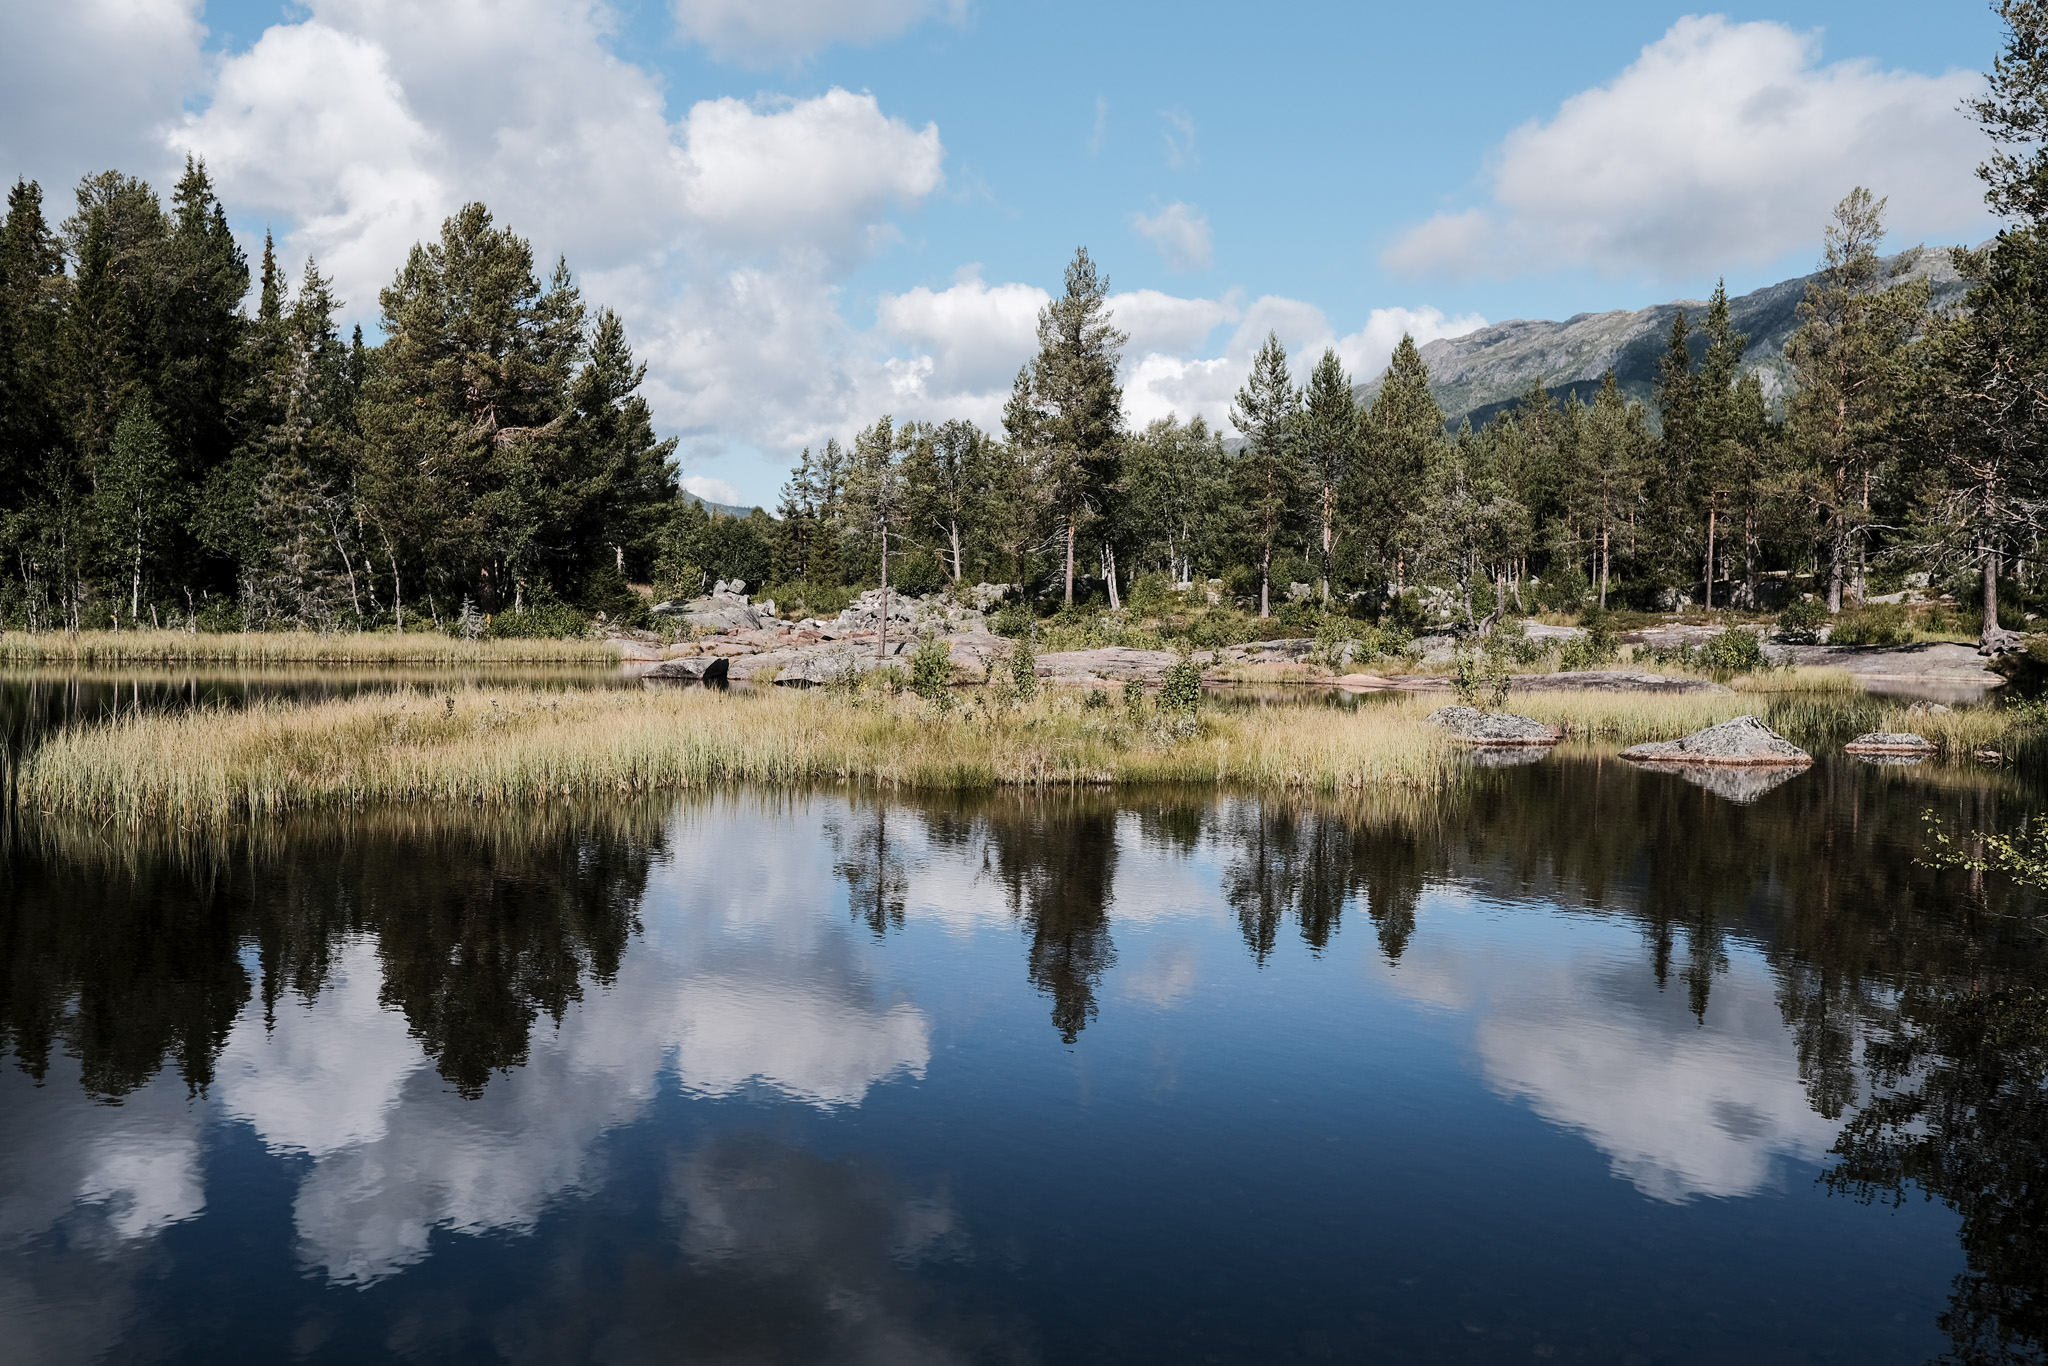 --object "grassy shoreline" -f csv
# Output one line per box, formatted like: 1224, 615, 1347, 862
12, 682, 2033, 827
0, 630, 622, 666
